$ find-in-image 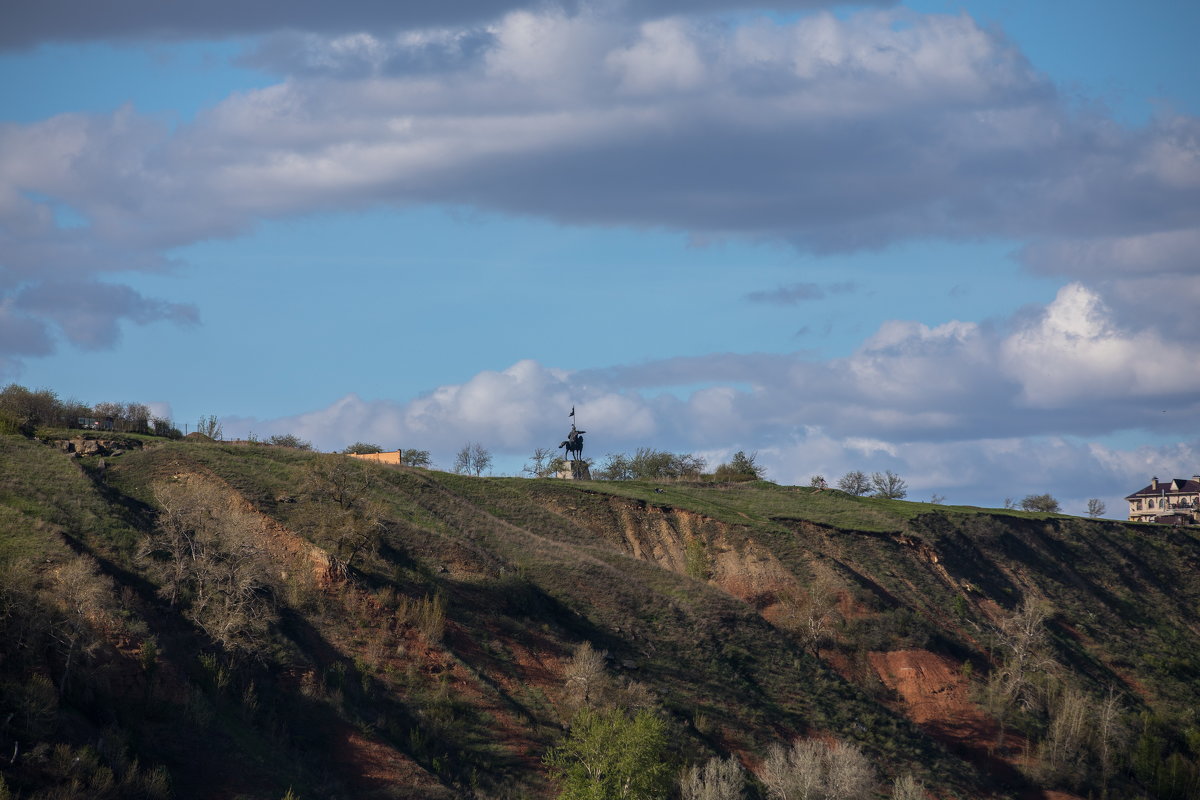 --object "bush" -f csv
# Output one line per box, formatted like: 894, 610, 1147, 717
713, 451, 764, 482
402, 449, 432, 468
545, 707, 673, 800
0, 411, 31, 436
1020, 494, 1061, 513
871, 471, 907, 499
344, 442, 383, 454
837, 471, 871, 496
267, 433, 312, 450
